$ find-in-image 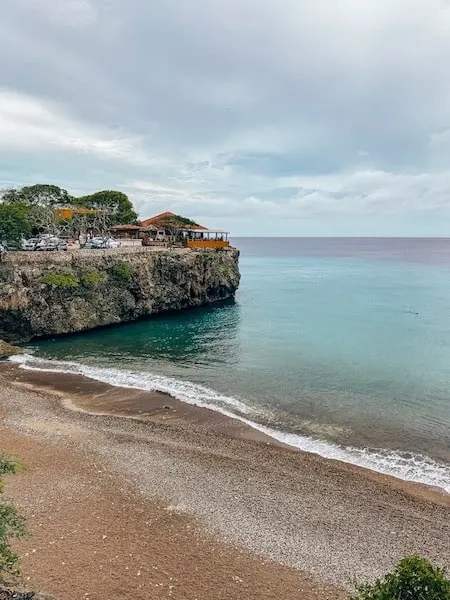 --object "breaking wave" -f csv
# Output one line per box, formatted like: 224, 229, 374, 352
10, 353, 450, 494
